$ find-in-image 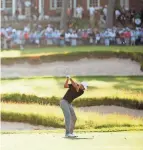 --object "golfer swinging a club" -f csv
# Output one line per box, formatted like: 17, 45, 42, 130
60, 75, 88, 138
